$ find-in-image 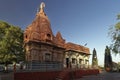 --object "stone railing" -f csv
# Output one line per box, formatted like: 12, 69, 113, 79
25, 61, 63, 71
